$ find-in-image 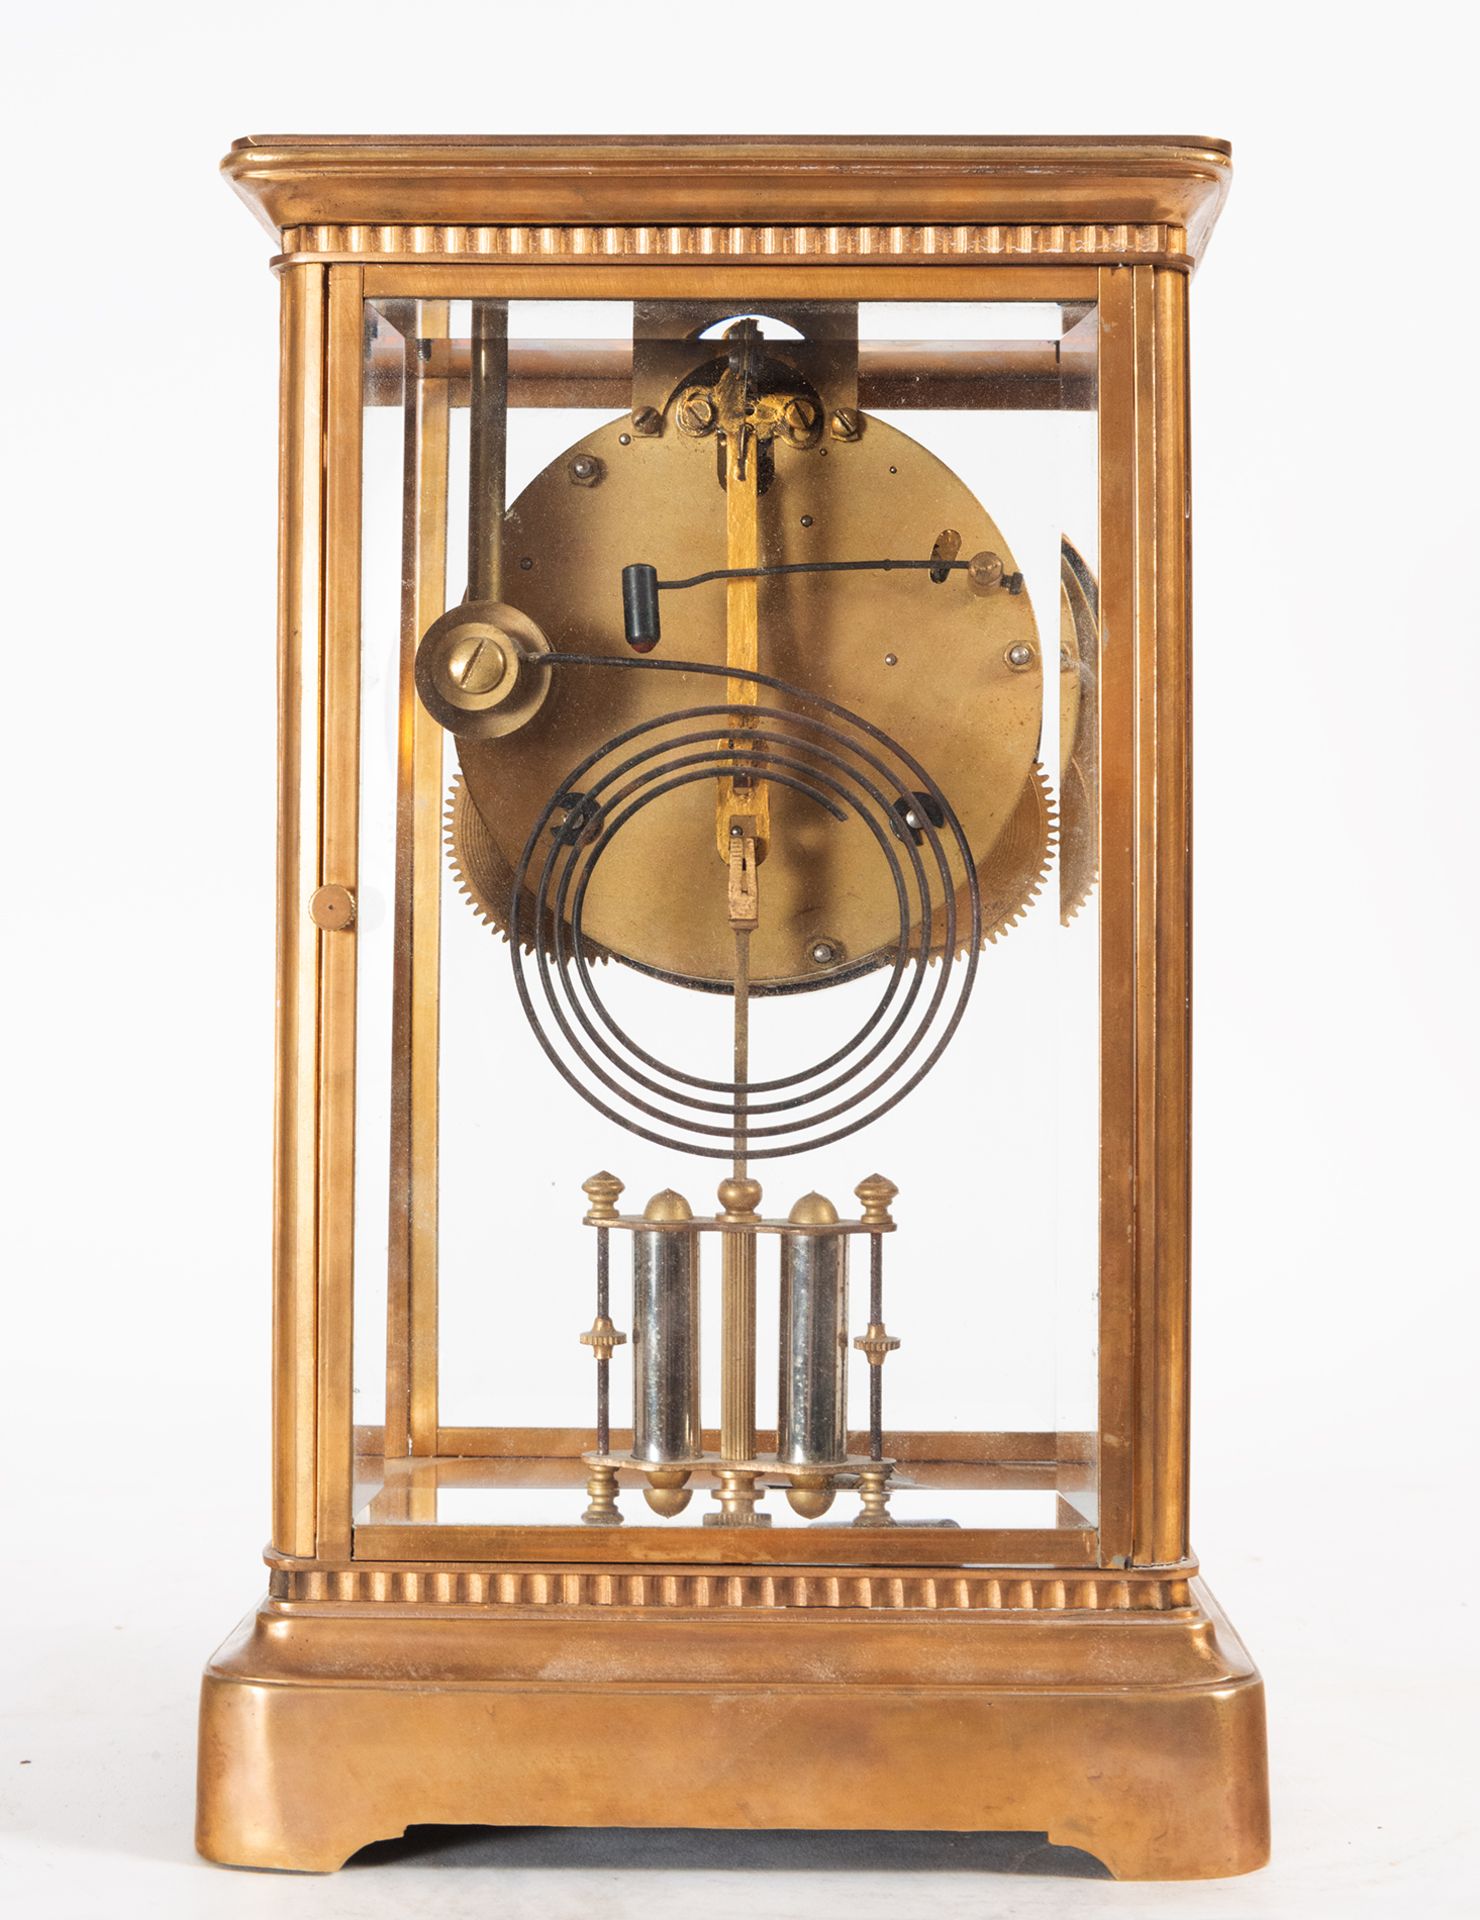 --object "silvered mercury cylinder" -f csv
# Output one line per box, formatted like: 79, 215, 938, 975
778, 1193, 849, 1466
631, 1189, 700, 1464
